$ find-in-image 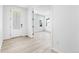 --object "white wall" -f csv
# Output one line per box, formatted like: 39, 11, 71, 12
0, 5, 3, 49
27, 8, 33, 38
3, 6, 28, 39
45, 16, 52, 32
53, 5, 79, 53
